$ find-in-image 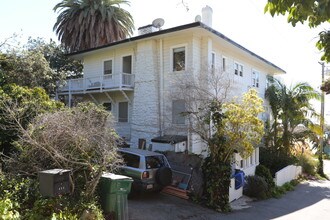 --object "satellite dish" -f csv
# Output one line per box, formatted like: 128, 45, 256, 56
195, 15, 201, 22
152, 18, 165, 29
